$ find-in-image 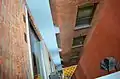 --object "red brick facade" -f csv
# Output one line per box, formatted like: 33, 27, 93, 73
50, 0, 99, 62
74, 0, 120, 78
50, 0, 120, 78
0, 0, 29, 79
